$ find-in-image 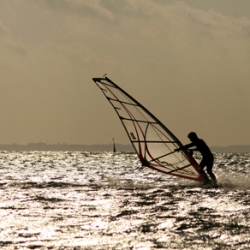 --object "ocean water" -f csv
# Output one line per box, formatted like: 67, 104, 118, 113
0, 151, 249, 250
